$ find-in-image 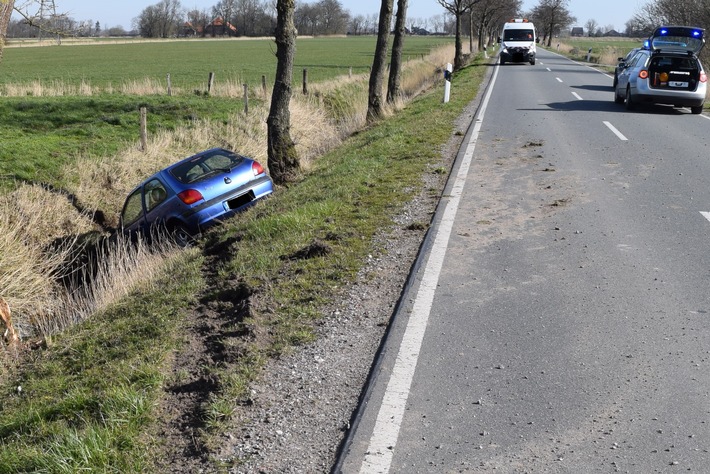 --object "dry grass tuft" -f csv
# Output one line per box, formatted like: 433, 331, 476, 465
35, 234, 181, 337
2, 80, 87, 97
0, 199, 69, 338
0, 183, 178, 342
10, 183, 99, 246
120, 78, 170, 95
